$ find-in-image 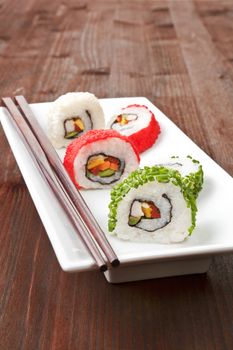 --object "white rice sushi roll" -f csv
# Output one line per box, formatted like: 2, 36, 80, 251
64, 129, 140, 189
108, 161, 203, 244
47, 92, 105, 148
